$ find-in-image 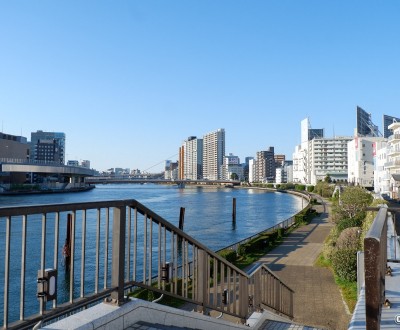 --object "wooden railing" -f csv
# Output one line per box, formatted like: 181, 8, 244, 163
364, 207, 388, 330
